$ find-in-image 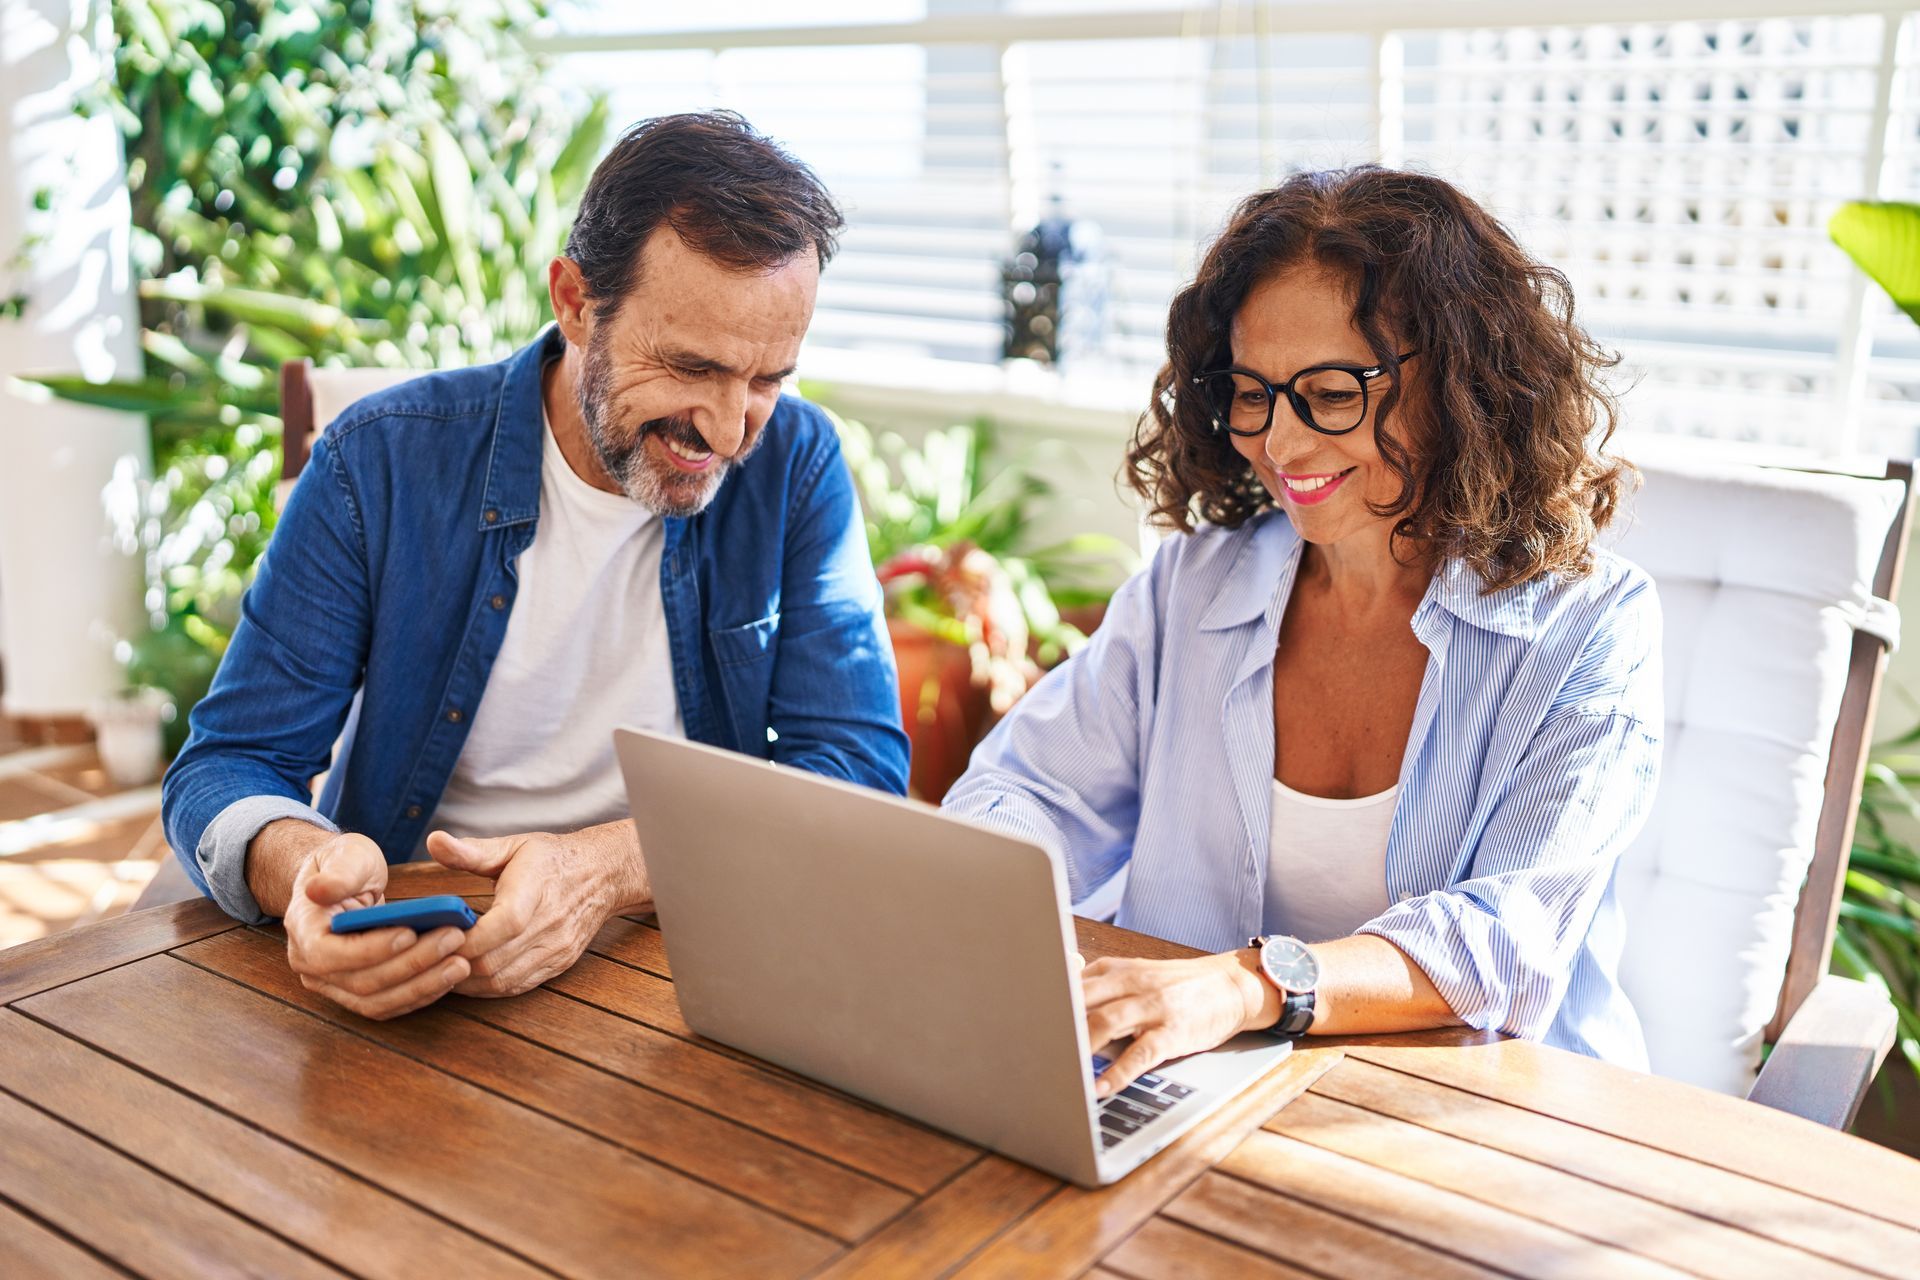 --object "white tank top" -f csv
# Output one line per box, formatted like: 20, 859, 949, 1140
1263, 778, 1397, 942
